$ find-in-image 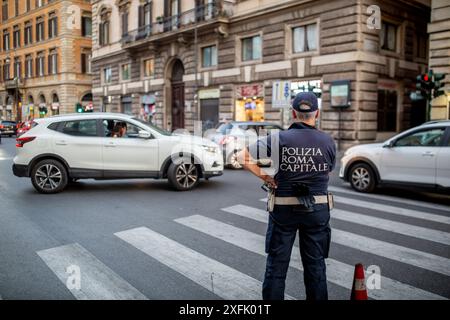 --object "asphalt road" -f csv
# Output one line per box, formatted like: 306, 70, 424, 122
0, 136, 449, 300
